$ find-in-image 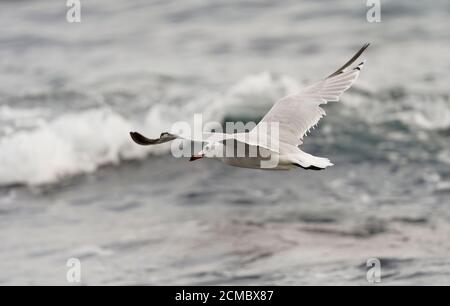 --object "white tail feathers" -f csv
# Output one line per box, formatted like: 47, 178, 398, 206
289, 150, 334, 169
309, 156, 334, 169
